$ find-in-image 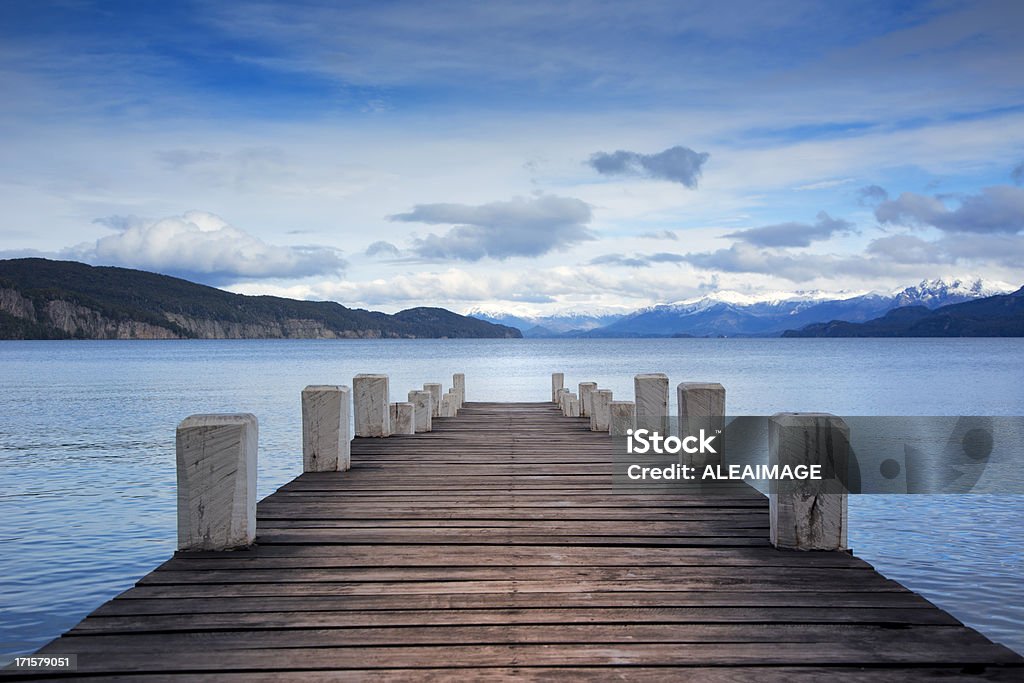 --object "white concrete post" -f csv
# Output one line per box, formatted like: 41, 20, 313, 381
354, 374, 390, 437
440, 392, 454, 417
176, 413, 258, 552
567, 397, 581, 417
677, 382, 725, 468
556, 387, 570, 414
561, 391, 577, 416
453, 373, 466, 408
301, 385, 351, 472
578, 382, 597, 417
551, 373, 564, 402
610, 401, 636, 436
590, 389, 613, 432
408, 389, 432, 433
769, 413, 849, 551
635, 373, 669, 435
390, 402, 416, 435
424, 383, 443, 418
